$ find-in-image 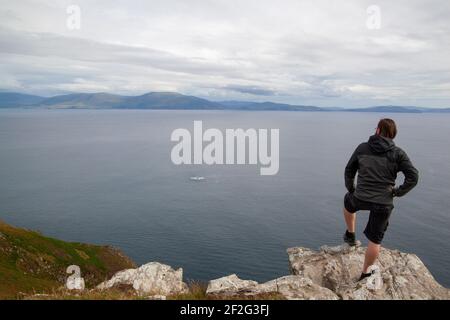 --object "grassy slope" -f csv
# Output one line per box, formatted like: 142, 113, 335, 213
0, 220, 135, 299
1, 221, 284, 300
